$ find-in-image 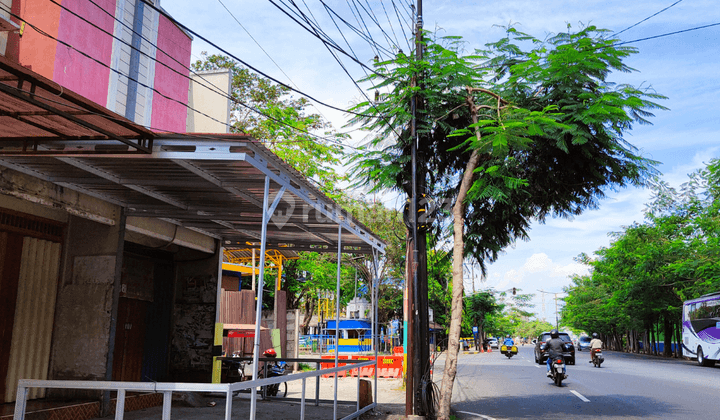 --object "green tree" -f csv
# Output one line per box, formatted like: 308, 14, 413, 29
562, 159, 720, 356
464, 292, 499, 345
191, 53, 348, 195
349, 26, 665, 418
